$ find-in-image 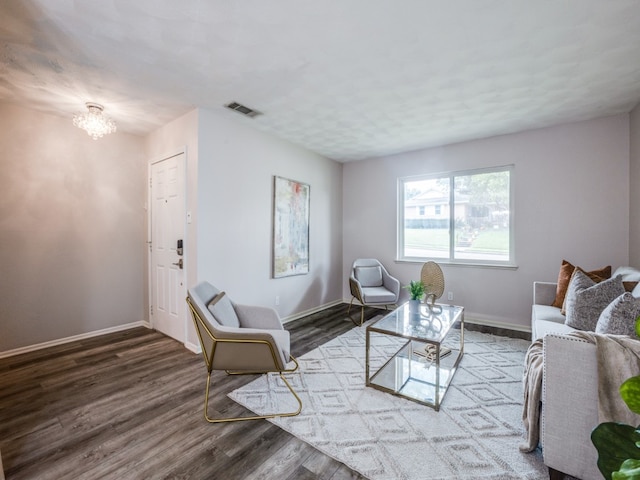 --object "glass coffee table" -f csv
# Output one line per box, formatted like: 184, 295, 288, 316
365, 302, 464, 411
